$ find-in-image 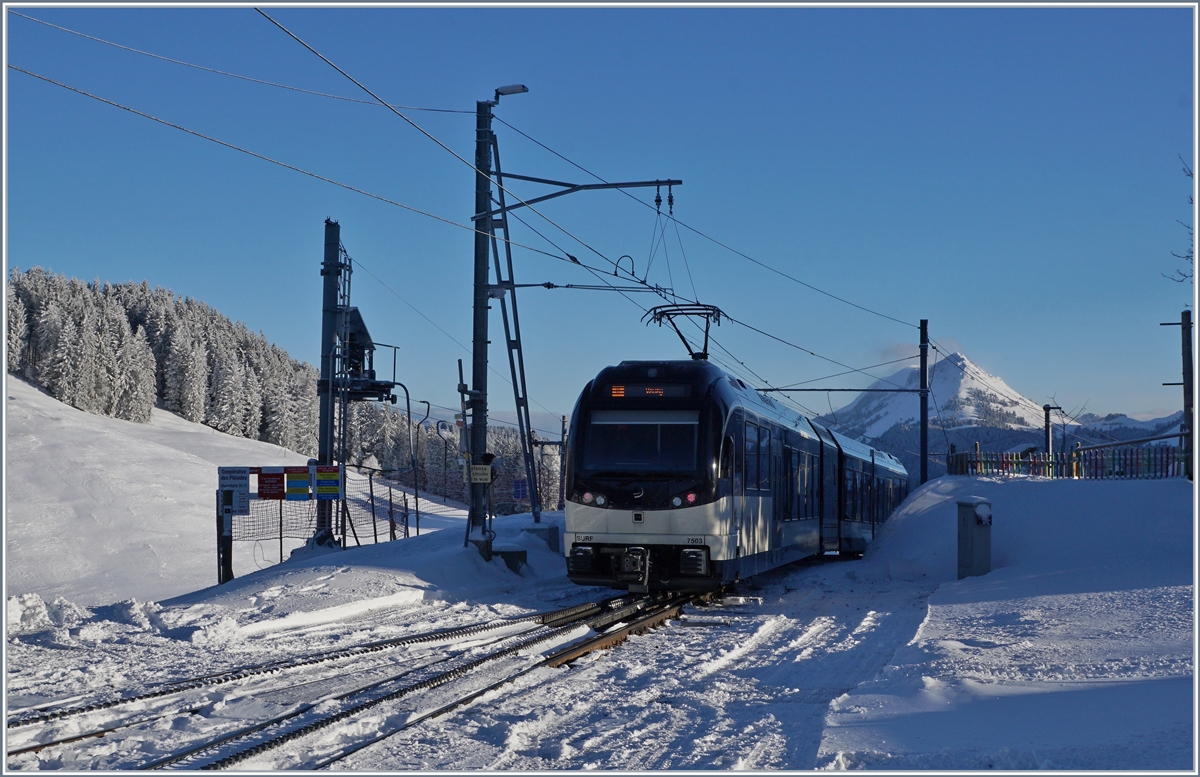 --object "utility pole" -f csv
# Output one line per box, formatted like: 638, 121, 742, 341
316, 219, 341, 535
1182, 309, 1193, 480
466, 96, 496, 551
1043, 404, 1062, 455
463, 84, 681, 554
1160, 309, 1193, 480
919, 319, 929, 485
